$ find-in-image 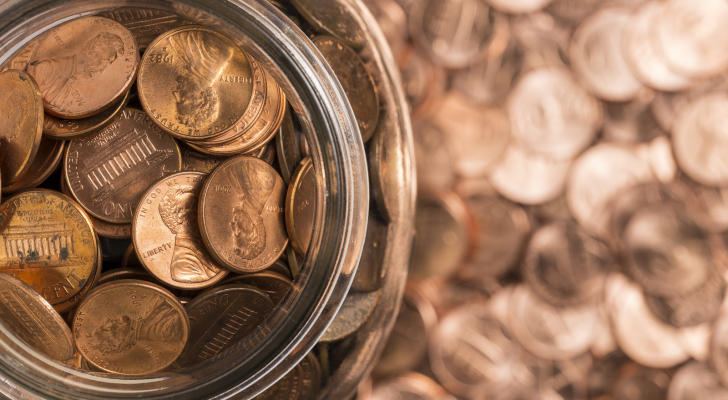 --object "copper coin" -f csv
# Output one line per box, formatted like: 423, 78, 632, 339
179, 143, 226, 174
73, 280, 189, 374
222, 271, 294, 306
368, 117, 397, 223
3, 138, 64, 194
285, 157, 316, 256
138, 25, 260, 141
269, 258, 294, 280
351, 207, 388, 292
290, 0, 366, 49
54, 239, 102, 316
173, 284, 274, 368
275, 105, 302, 184
257, 363, 305, 399
133, 171, 229, 290
312, 36, 379, 142
0, 189, 98, 311
0, 39, 39, 72
198, 156, 288, 273
64, 107, 182, 224
42, 89, 129, 140
644, 269, 725, 328
97, 267, 155, 287
96, 9, 194, 51
27, 16, 139, 119
0, 69, 44, 185
298, 351, 322, 399
121, 243, 143, 269
320, 290, 379, 342
0, 273, 75, 361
